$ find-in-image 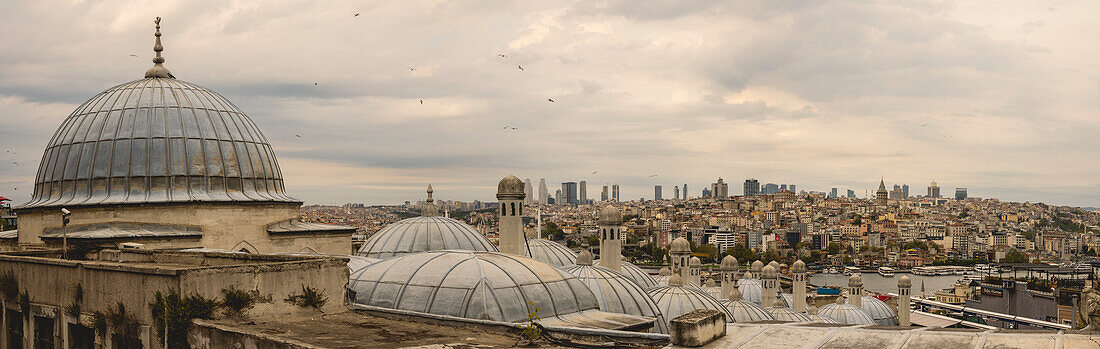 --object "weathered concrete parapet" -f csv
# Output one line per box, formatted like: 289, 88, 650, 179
670, 309, 726, 347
